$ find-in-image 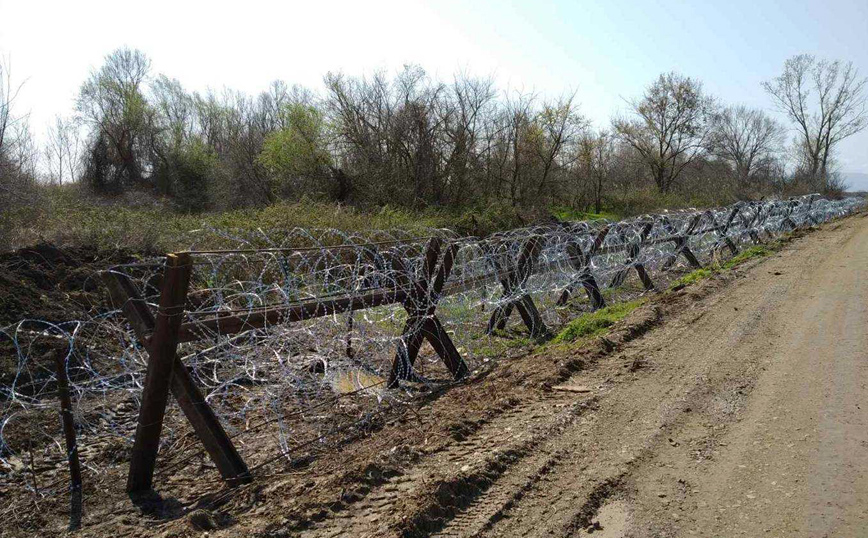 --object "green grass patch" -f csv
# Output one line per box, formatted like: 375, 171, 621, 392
551, 300, 645, 345
550, 206, 620, 223
6, 187, 633, 251
719, 245, 770, 270
669, 268, 713, 290
669, 245, 774, 290
0, 186, 457, 252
